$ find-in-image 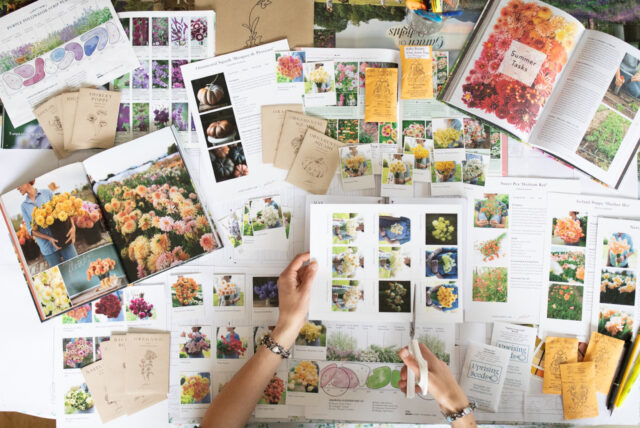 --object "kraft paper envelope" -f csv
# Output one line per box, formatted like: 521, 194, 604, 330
543, 336, 578, 394
33, 94, 69, 159
69, 88, 121, 150
560, 362, 598, 420
261, 104, 303, 163
286, 129, 344, 194
210, 0, 313, 55
125, 333, 170, 396
400, 46, 433, 100
100, 339, 126, 401
274, 111, 327, 170
124, 393, 167, 416
584, 331, 625, 394
61, 92, 79, 149
364, 68, 398, 123
81, 360, 127, 423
